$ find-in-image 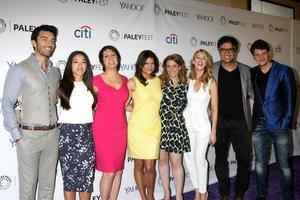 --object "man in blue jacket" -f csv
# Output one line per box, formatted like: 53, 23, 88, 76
250, 39, 296, 200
